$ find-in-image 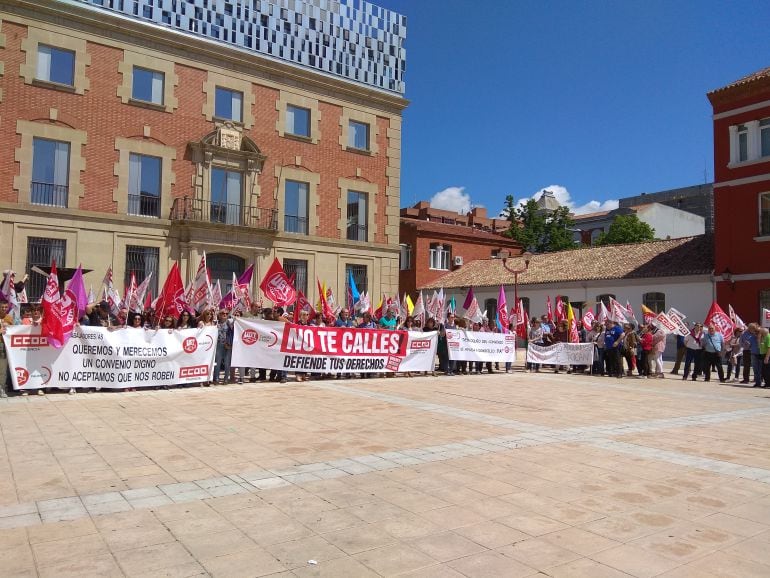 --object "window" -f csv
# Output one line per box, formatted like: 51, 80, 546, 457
214, 87, 243, 122
484, 298, 497, 324
284, 180, 309, 234
345, 264, 368, 297
595, 294, 615, 314
643, 292, 665, 314
132, 67, 164, 105
26, 237, 66, 301
36, 44, 75, 86
211, 168, 242, 225
760, 290, 770, 325
429, 243, 451, 270
31, 138, 70, 207
520, 297, 530, 314
128, 153, 161, 217
737, 124, 748, 162
283, 259, 308, 296
760, 193, 770, 237
399, 244, 412, 270
762, 119, 770, 158
208, 253, 244, 295
346, 191, 368, 241
125, 246, 159, 297
348, 120, 369, 151
286, 105, 310, 138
